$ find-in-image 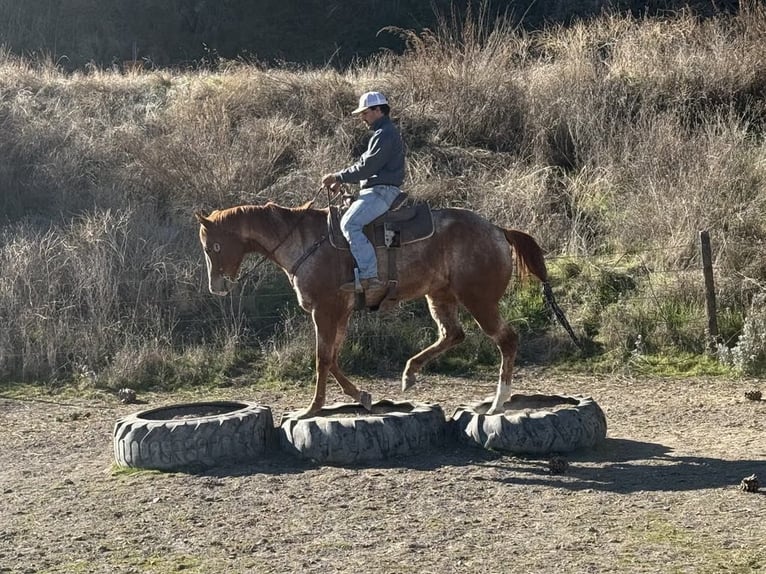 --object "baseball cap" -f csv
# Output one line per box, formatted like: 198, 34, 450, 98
352, 91, 388, 114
